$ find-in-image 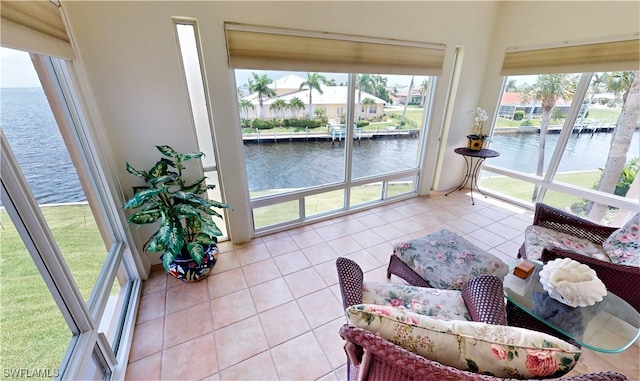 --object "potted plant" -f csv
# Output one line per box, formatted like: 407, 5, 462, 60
467, 107, 489, 151
124, 145, 229, 282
